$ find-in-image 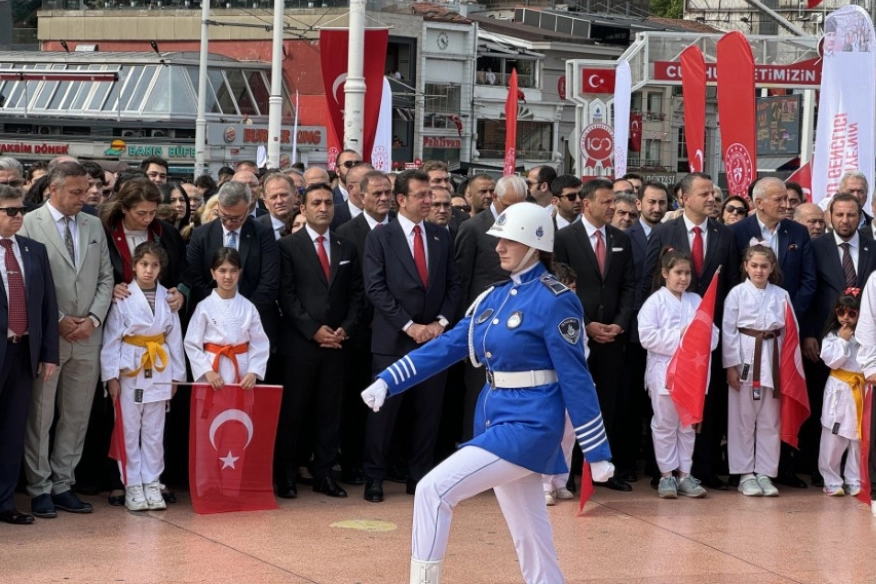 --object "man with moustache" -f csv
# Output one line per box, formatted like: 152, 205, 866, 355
426, 187, 454, 233
361, 170, 460, 502
464, 174, 495, 217
333, 150, 363, 207
551, 174, 582, 230
423, 161, 467, 233
612, 192, 639, 231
